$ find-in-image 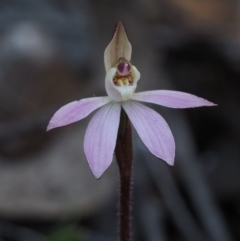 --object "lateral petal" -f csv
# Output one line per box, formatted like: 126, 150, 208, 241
47, 97, 111, 130
123, 101, 175, 165
84, 102, 121, 179
132, 90, 216, 108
